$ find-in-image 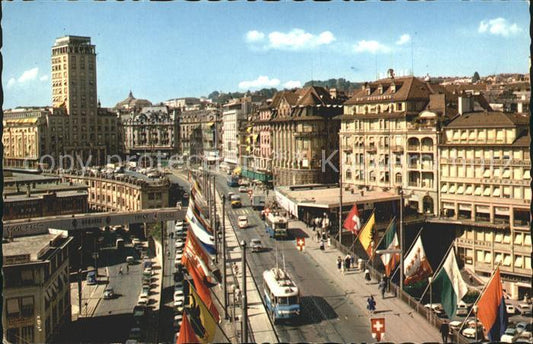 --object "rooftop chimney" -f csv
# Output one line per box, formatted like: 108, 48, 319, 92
458, 96, 473, 115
